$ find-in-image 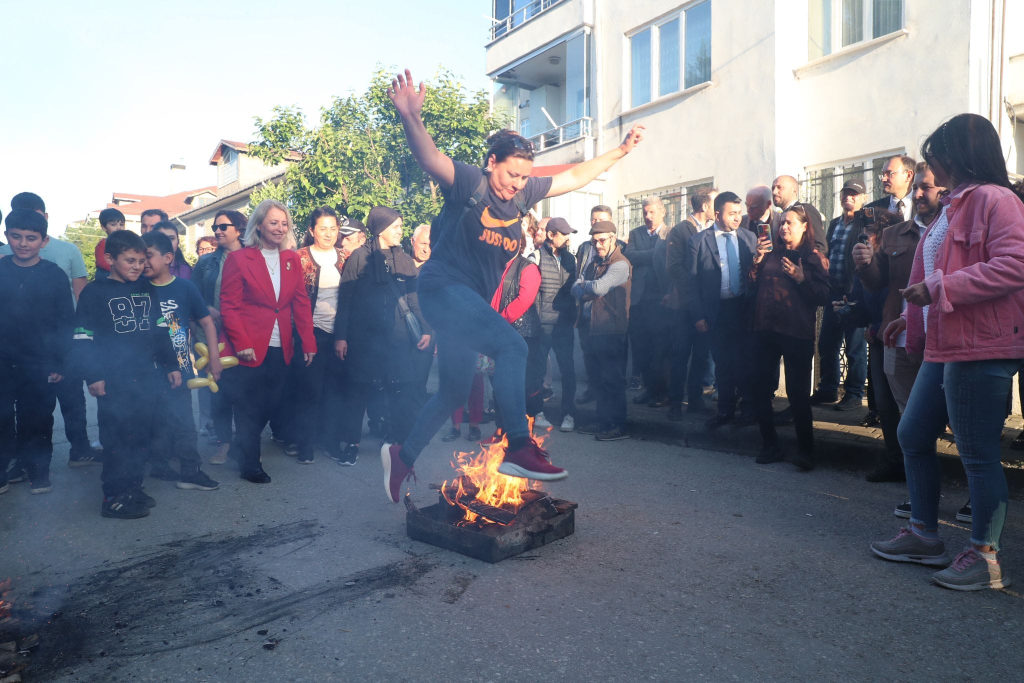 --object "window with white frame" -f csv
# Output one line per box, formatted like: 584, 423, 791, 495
628, 1, 711, 109
808, 0, 904, 61
218, 148, 239, 188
